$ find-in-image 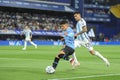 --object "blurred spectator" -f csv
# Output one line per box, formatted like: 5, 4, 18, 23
0, 10, 73, 31
111, 32, 120, 42
84, 0, 110, 6
99, 32, 104, 41
104, 37, 109, 42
